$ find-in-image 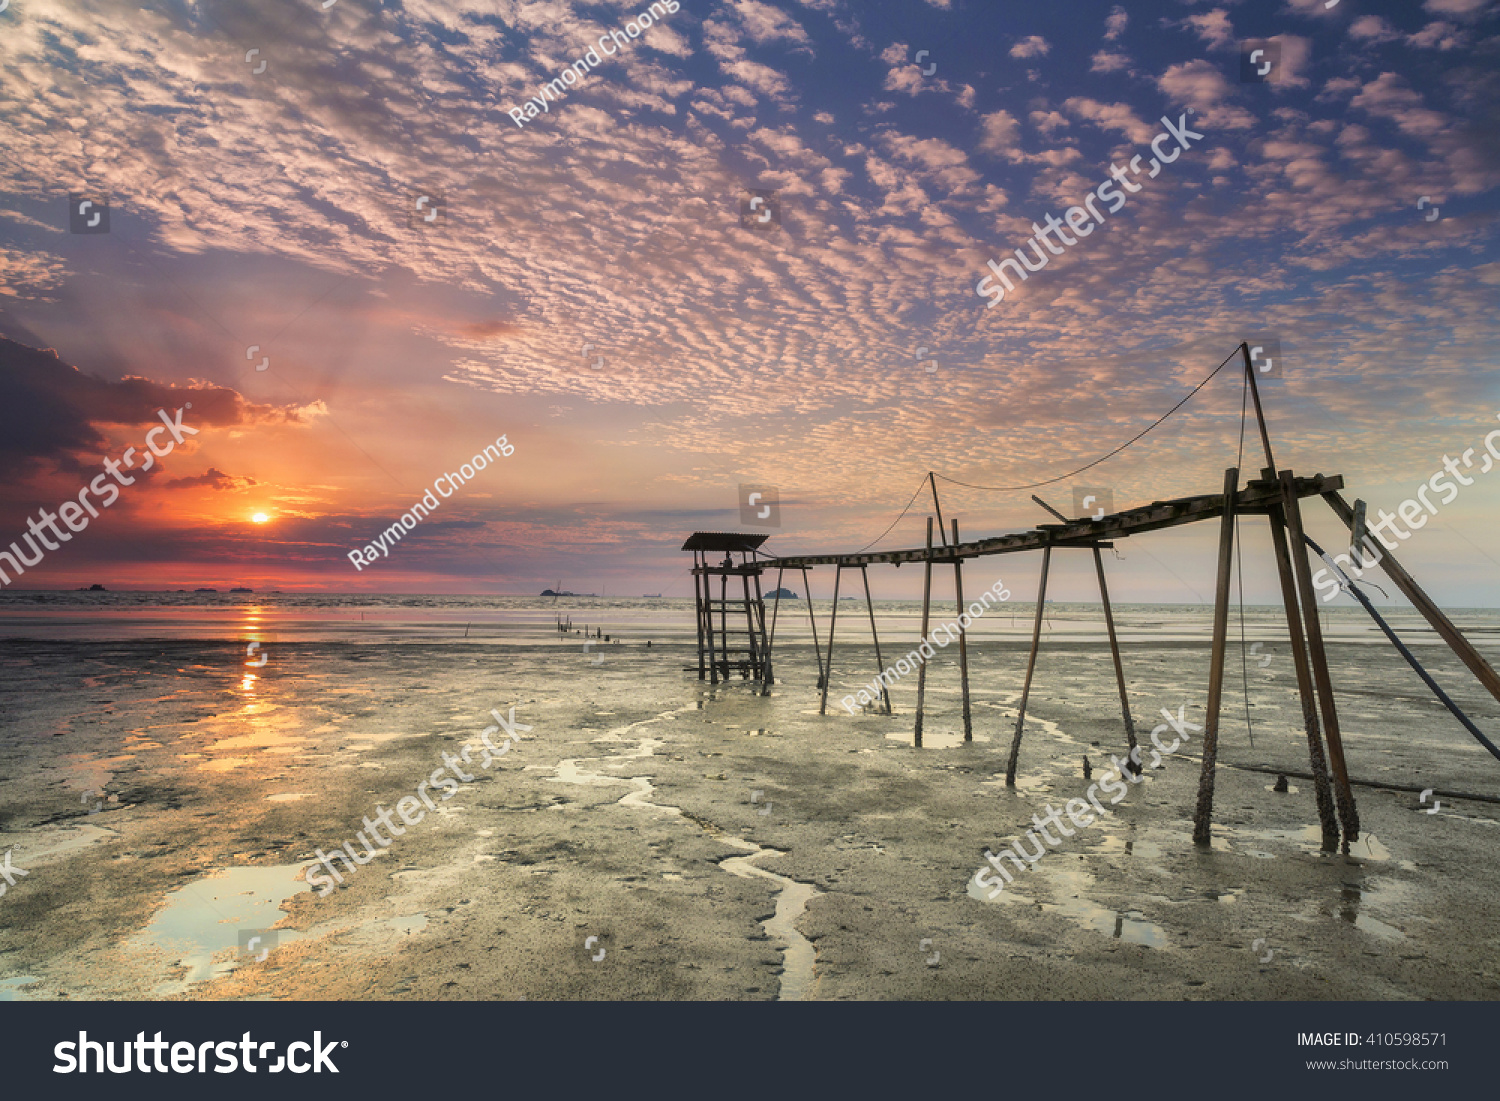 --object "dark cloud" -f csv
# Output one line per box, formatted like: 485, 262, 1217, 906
0, 337, 314, 475
162, 467, 259, 491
